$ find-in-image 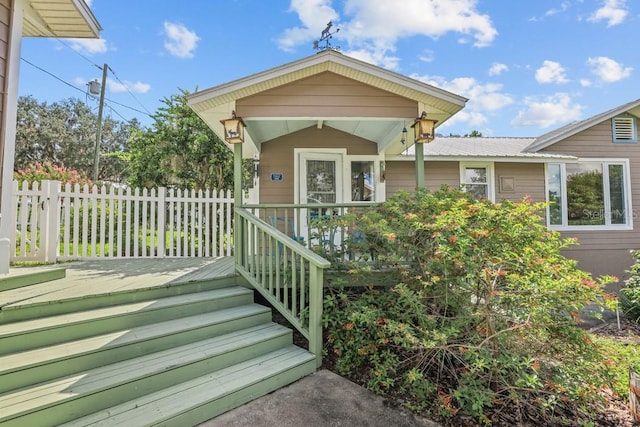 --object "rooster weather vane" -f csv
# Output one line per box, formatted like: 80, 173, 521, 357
313, 21, 340, 52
